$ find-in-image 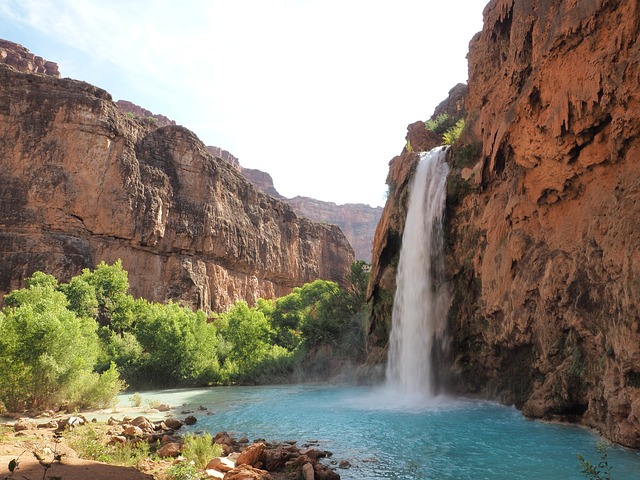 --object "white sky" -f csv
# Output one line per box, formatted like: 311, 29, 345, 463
0, 0, 486, 207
